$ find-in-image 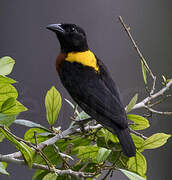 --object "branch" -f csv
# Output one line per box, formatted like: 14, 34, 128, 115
118, 16, 156, 93
118, 16, 172, 113
38, 124, 102, 150
0, 154, 93, 179
53, 144, 74, 161
145, 106, 172, 115
2, 124, 102, 159
130, 129, 147, 140
133, 79, 172, 110
1, 16, 171, 180
53, 144, 73, 169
